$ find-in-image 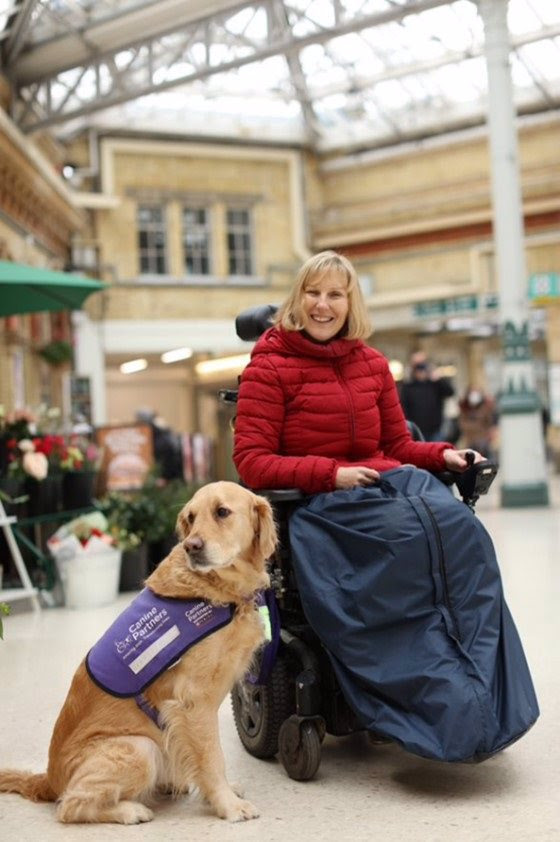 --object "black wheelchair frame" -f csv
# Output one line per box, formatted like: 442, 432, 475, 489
220, 305, 498, 781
